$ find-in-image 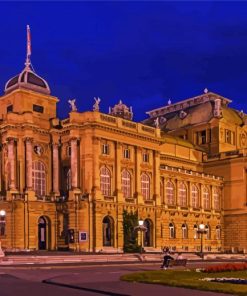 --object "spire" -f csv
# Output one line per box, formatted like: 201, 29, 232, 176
25, 25, 31, 69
